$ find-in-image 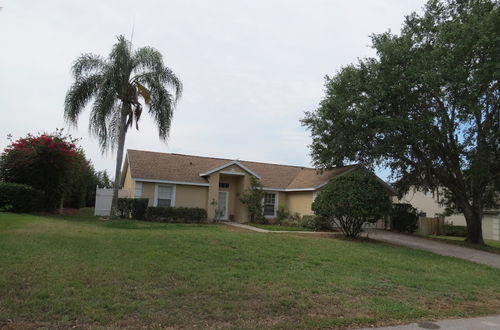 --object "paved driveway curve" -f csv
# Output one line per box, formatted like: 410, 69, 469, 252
368, 230, 500, 269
